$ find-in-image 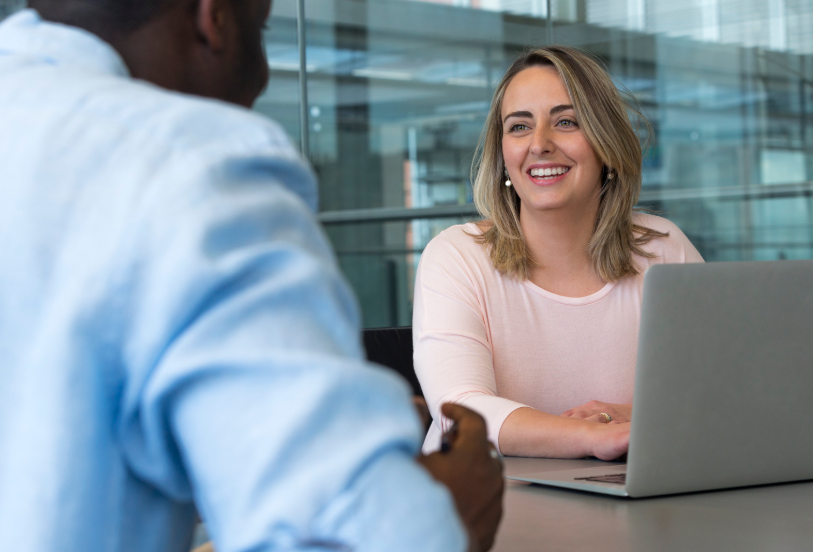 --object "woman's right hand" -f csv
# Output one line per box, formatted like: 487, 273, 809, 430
588, 422, 630, 461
